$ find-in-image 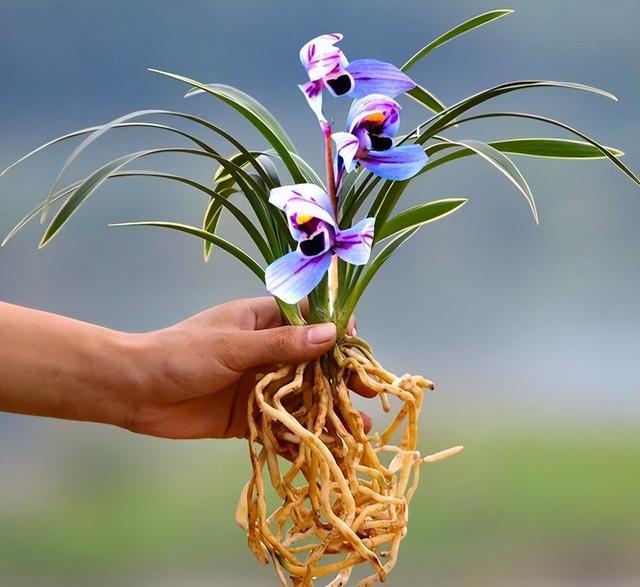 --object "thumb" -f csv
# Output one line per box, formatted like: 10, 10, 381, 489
225, 323, 337, 370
